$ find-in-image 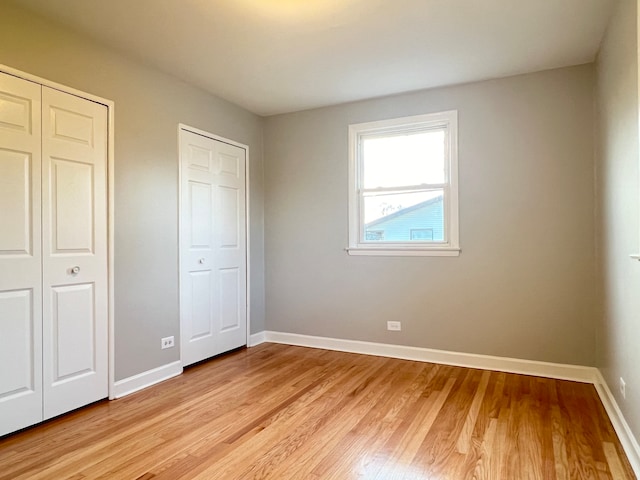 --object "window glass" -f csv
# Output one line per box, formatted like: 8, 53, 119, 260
410, 229, 434, 241
362, 130, 445, 188
363, 191, 444, 243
